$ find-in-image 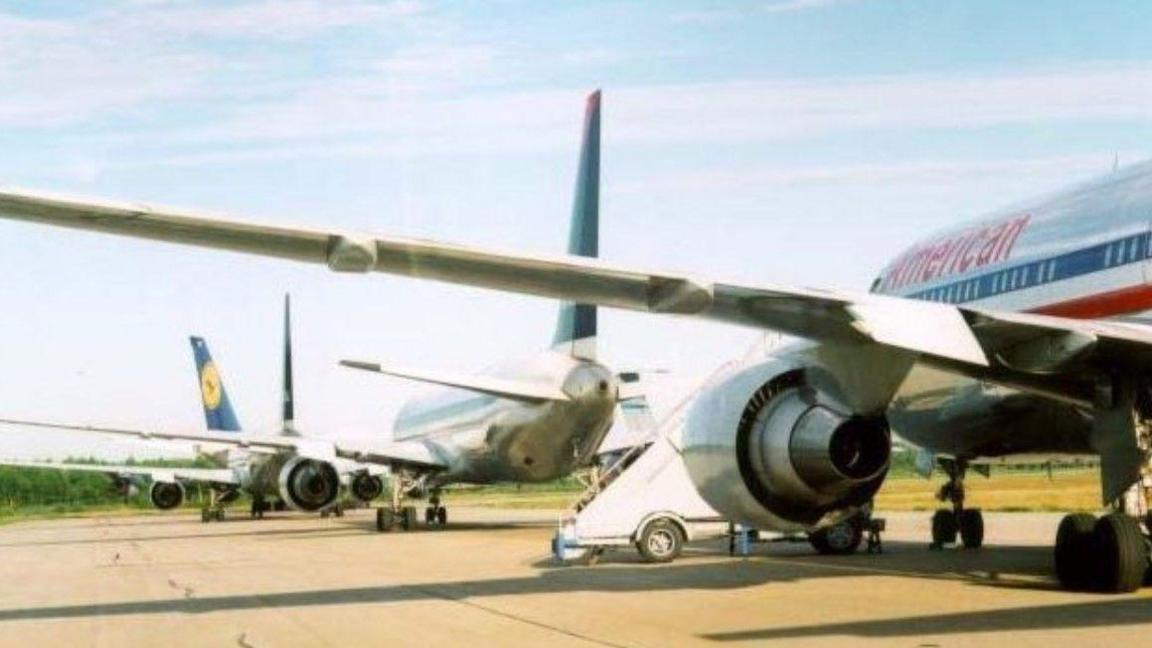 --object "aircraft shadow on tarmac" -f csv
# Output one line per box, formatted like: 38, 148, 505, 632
4, 540, 1150, 639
